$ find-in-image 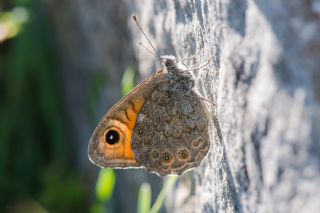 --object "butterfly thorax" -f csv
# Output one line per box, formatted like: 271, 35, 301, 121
162, 57, 195, 97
